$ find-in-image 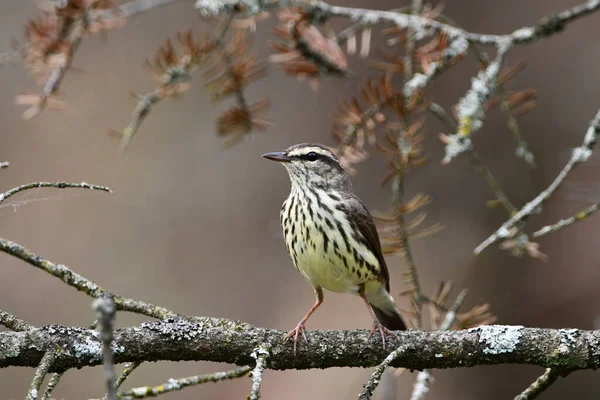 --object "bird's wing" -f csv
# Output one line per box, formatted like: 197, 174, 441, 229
346, 196, 391, 291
